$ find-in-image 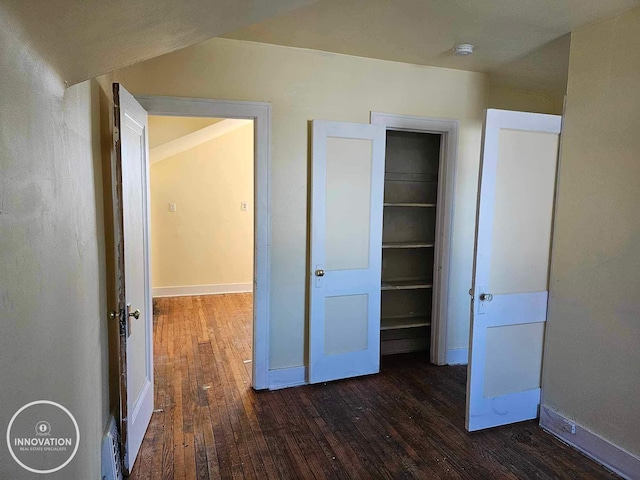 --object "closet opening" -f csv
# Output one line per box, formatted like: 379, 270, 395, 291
381, 130, 442, 358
